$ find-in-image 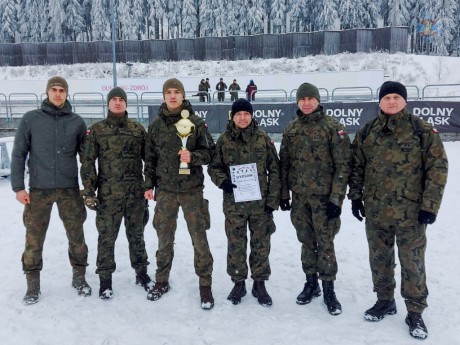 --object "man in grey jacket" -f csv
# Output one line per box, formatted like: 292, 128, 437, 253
11, 76, 91, 305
